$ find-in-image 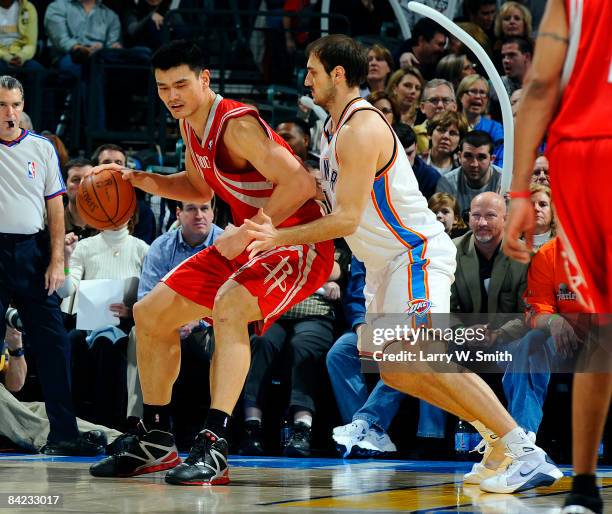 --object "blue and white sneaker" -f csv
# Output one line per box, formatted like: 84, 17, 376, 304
480, 444, 563, 493
355, 429, 397, 456
332, 420, 368, 458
